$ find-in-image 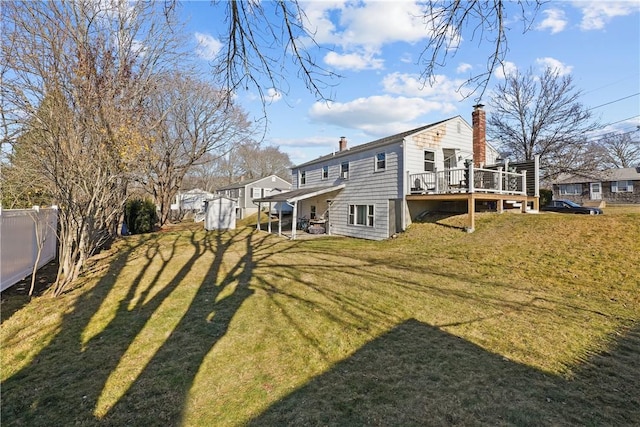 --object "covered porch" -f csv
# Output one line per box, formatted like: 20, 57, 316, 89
253, 184, 345, 239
